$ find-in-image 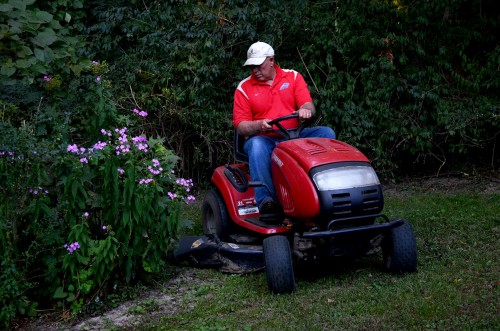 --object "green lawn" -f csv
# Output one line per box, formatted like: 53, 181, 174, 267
140, 190, 499, 331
